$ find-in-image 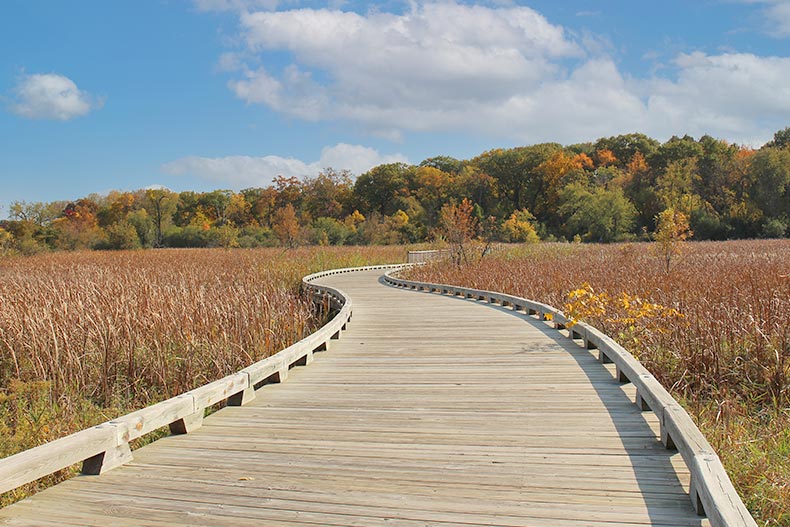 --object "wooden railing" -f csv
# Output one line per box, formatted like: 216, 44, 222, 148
0, 264, 404, 498
383, 269, 757, 527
